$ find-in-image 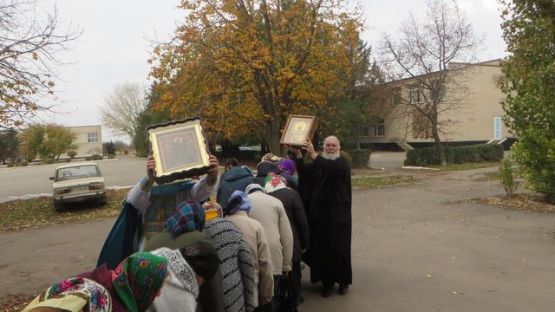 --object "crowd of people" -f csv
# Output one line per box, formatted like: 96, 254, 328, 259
23, 136, 353, 312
